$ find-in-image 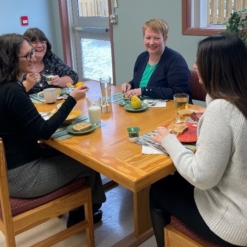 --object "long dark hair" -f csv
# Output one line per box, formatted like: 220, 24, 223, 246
0, 33, 30, 83
23, 28, 52, 57
197, 33, 247, 119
